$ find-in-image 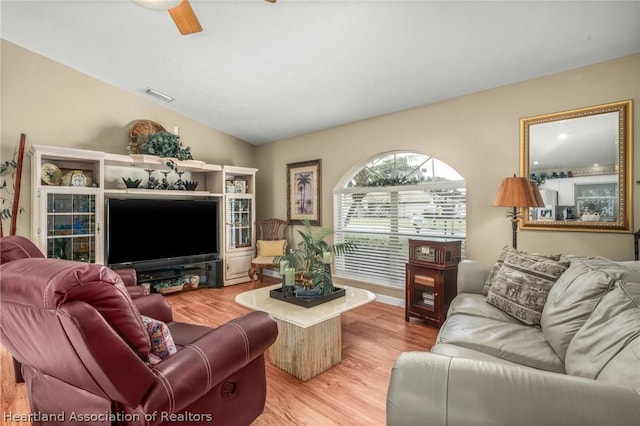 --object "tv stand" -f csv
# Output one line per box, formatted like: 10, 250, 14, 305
112, 255, 223, 293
